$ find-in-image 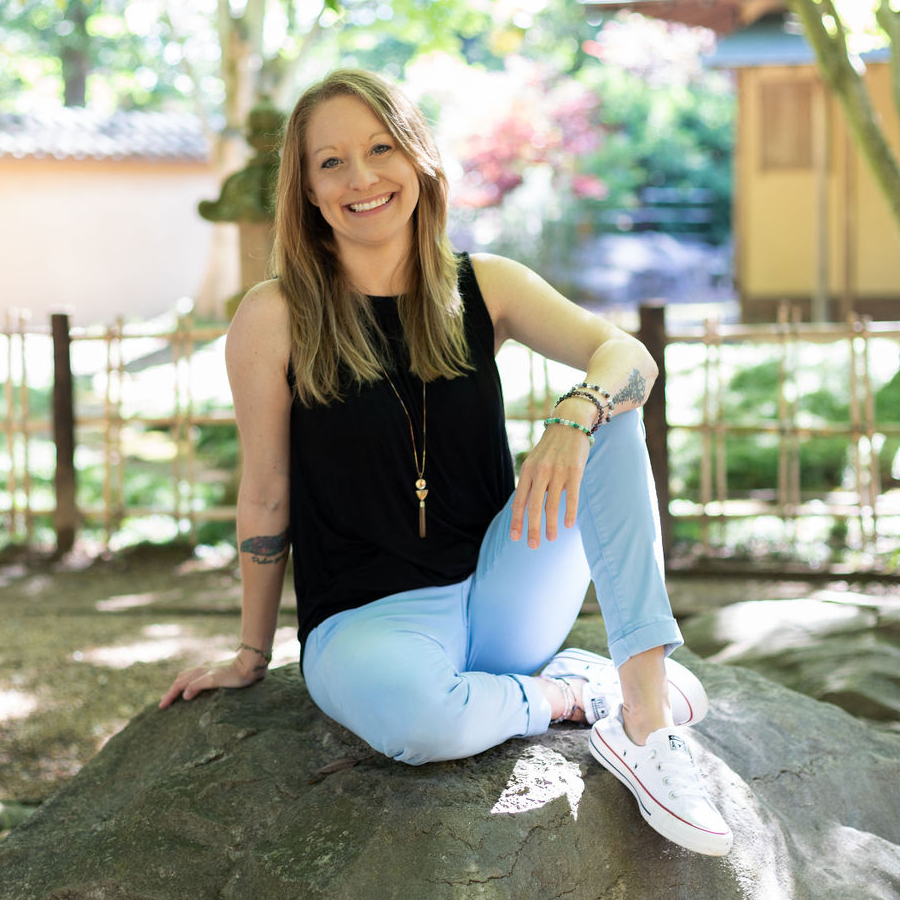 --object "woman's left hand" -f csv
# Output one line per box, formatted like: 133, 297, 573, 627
509, 418, 591, 549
